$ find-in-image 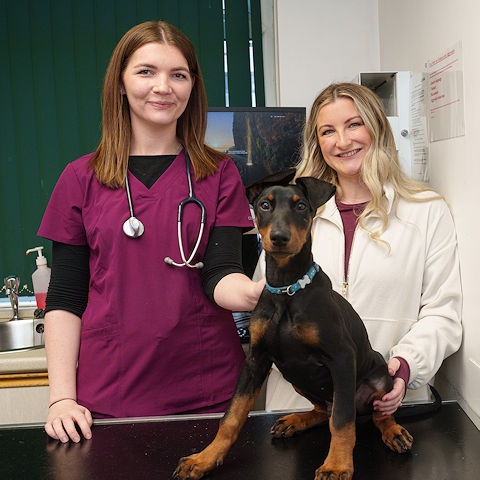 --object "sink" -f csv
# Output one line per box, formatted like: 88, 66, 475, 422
0, 318, 45, 353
